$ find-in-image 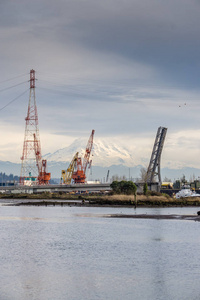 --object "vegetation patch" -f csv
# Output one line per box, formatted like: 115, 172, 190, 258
110, 180, 137, 195
2, 189, 200, 207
